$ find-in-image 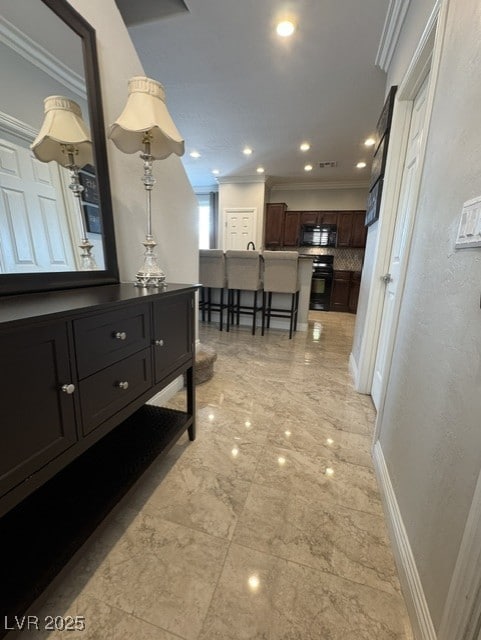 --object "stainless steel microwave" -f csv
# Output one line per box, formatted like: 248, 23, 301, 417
300, 224, 337, 247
